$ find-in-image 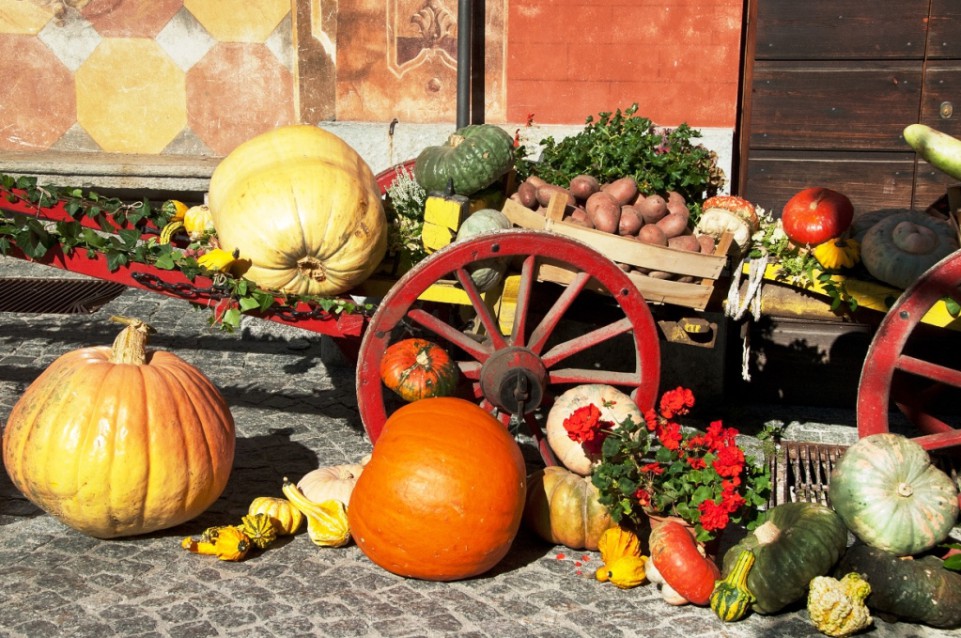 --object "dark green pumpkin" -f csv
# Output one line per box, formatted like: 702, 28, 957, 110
415, 124, 515, 196
837, 543, 961, 629
721, 501, 848, 615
